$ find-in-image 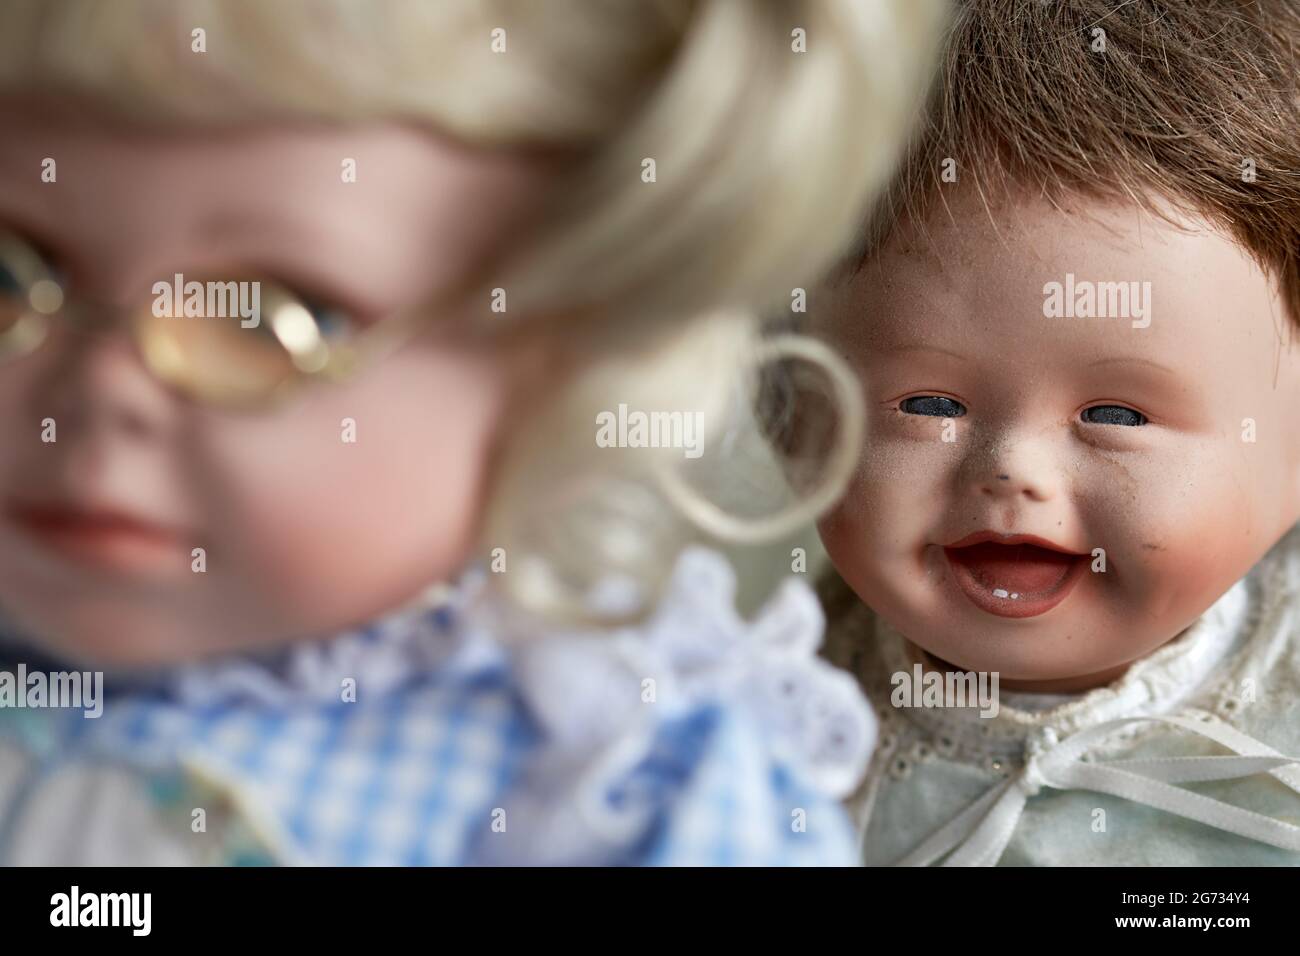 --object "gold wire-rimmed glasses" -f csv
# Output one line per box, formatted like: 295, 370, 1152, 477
0, 230, 426, 411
